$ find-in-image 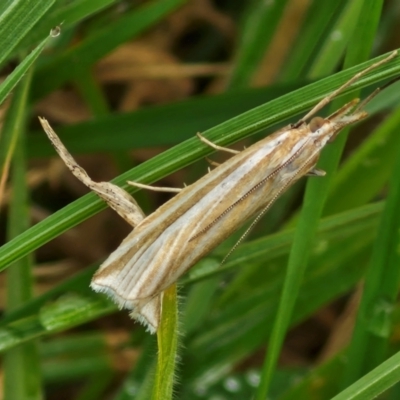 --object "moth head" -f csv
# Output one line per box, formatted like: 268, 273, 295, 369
308, 97, 369, 146
309, 116, 326, 133
307, 116, 337, 147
